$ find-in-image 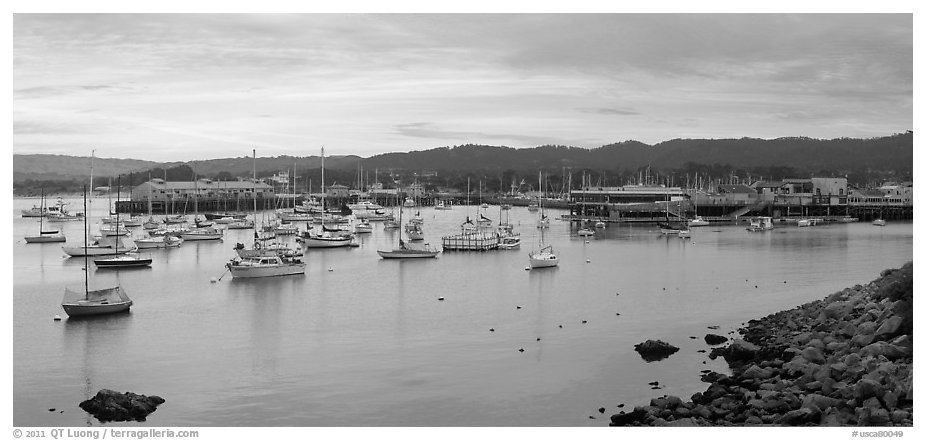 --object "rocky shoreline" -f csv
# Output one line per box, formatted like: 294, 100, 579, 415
611, 262, 913, 426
